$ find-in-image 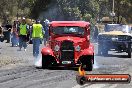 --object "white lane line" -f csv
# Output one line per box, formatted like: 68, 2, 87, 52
72, 84, 106, 88
108, 84, 118, 88
72, 84, 82, 88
